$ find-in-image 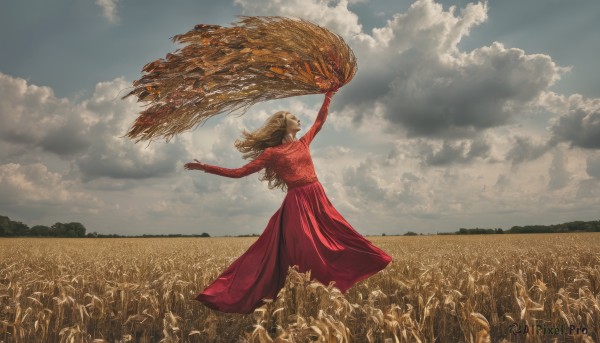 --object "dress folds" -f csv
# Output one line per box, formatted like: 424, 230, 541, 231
196, 180, 392, 314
